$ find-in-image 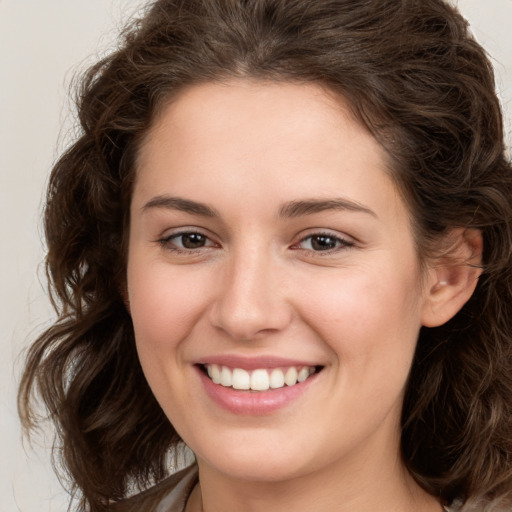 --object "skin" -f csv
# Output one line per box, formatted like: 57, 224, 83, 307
127, 80, 480, 512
